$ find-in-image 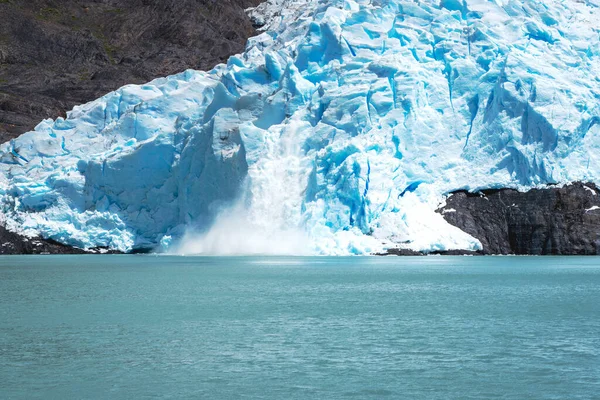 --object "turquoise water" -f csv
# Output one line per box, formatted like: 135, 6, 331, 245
1, 256, 599, 399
